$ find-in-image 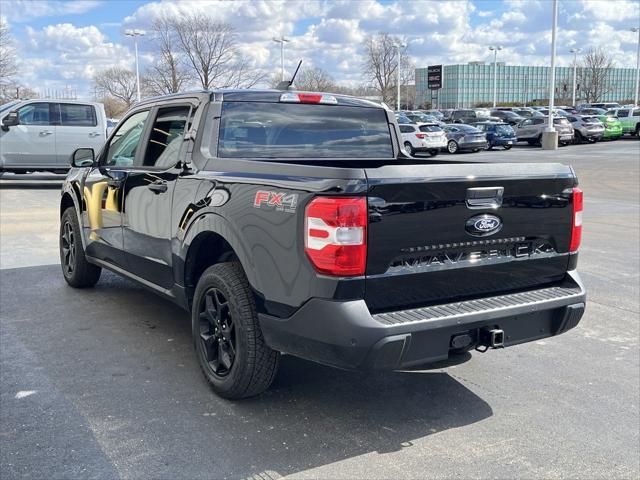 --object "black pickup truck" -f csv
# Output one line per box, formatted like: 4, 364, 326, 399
60, 90, 586, 399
